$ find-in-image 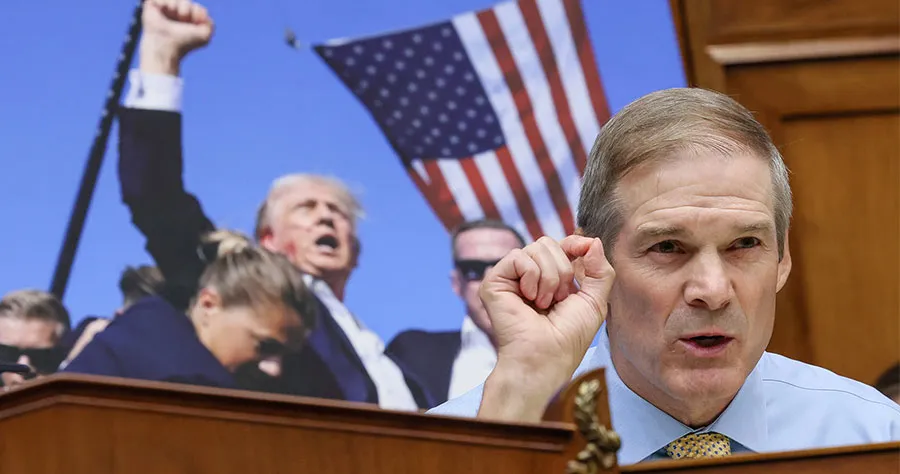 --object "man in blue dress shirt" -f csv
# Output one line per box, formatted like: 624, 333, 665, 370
428, 87, 900, 464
